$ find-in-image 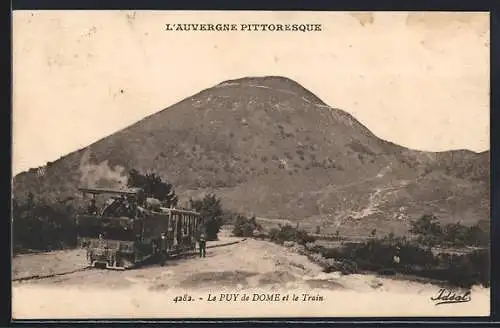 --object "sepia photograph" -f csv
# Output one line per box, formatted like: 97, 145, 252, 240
11, 10, 490, 319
